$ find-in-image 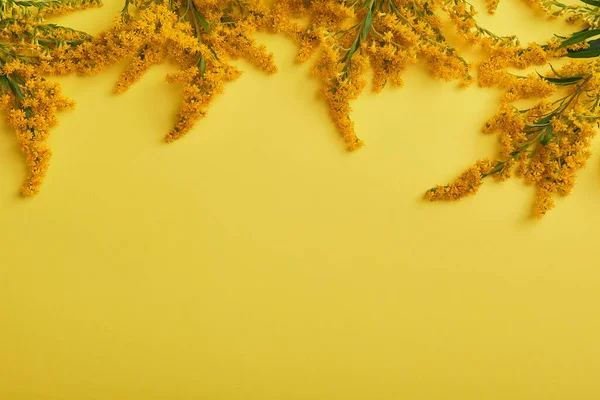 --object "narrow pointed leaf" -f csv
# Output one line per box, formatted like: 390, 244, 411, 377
194, 10, 210, 33
540, 126, 554, 145
559, 29, 600, 48
361, 5, 374, 41
579, 0, 600, 7
537, 72, 584, 85
567, 38, 600, 58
